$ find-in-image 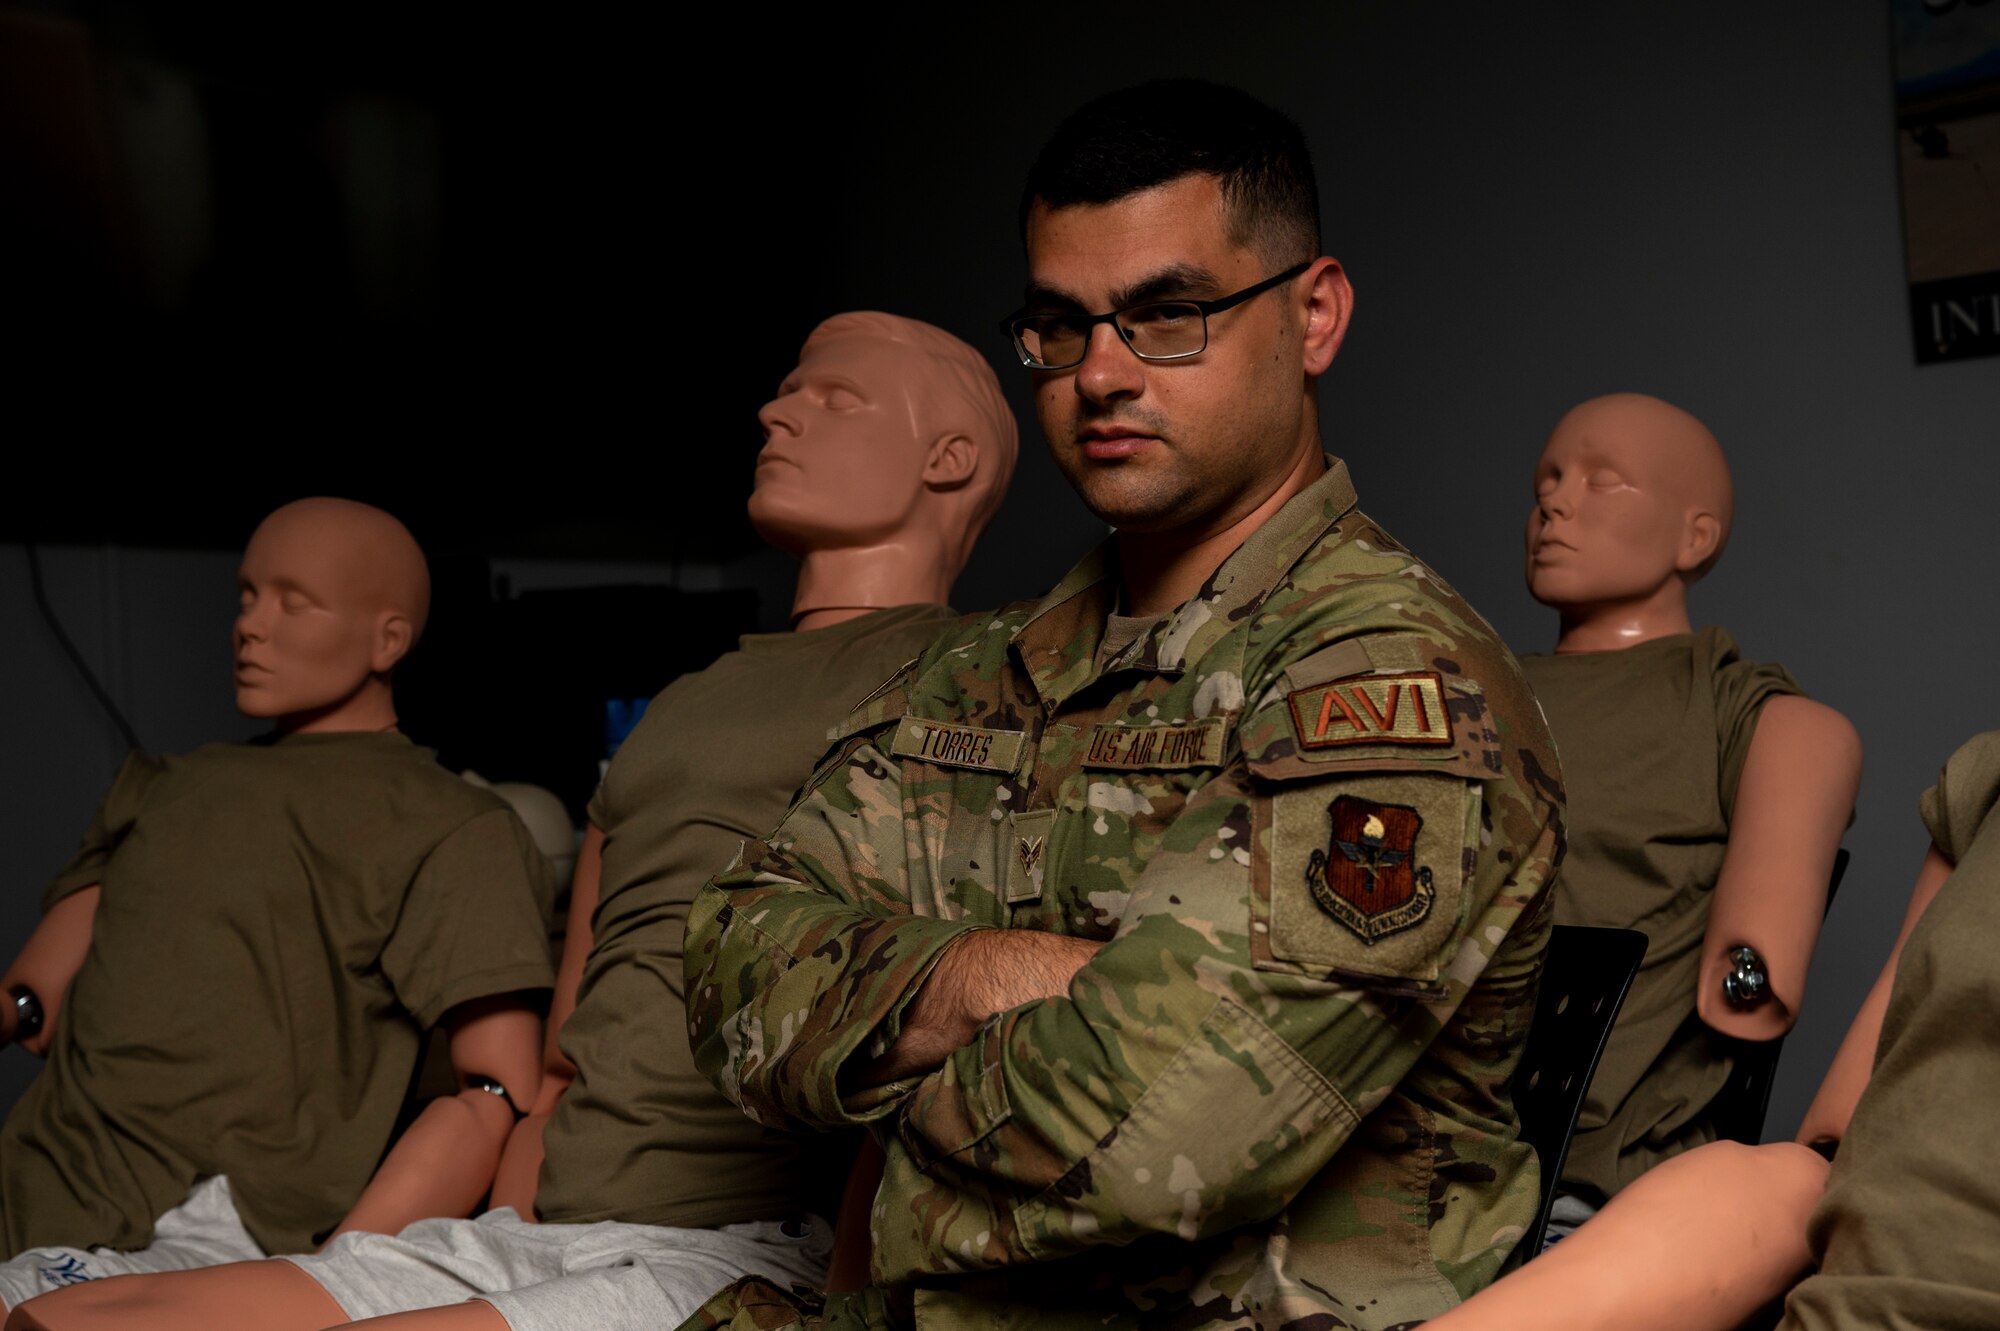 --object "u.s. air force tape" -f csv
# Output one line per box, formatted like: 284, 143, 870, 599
1286, 671, 1452, 750
1083, 716, 1228, 770
890, 717, 1026, 773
